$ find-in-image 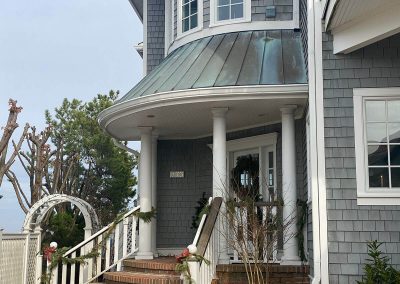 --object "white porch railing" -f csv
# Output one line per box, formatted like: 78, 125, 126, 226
50, 206, 140, 284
